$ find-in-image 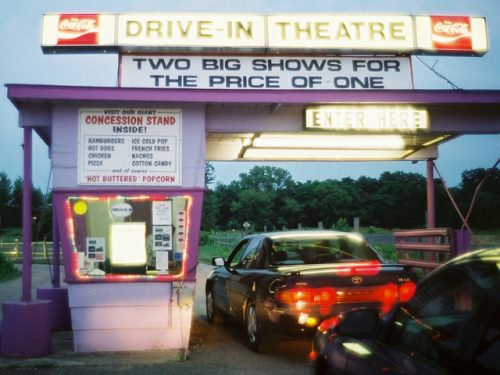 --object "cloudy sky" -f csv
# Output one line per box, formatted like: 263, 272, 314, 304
1, 0, 499, 188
